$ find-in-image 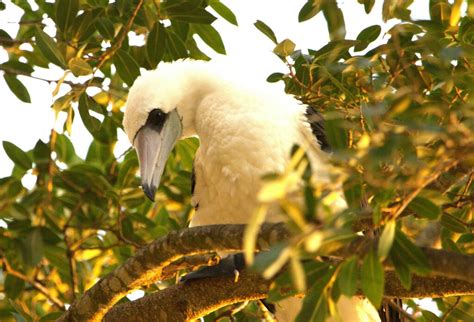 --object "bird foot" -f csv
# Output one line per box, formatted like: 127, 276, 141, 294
180, 253, 245, 282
